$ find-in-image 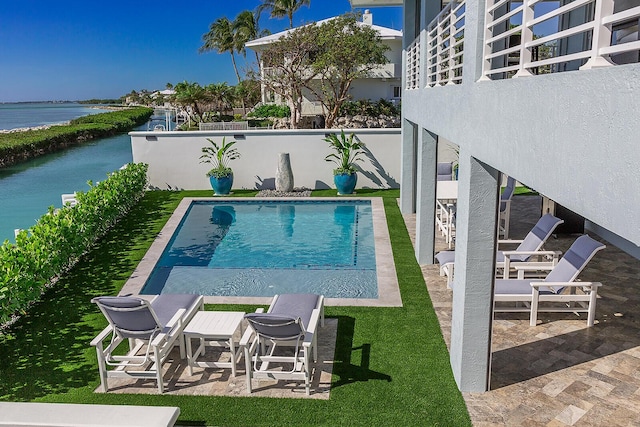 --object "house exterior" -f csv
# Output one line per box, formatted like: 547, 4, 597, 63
352, 0, 640, 393
245, 10, 403, 116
